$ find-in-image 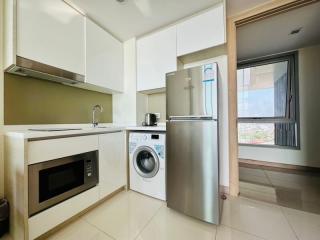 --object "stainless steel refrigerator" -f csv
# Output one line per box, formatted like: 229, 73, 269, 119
166, 63, 220, 224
